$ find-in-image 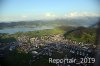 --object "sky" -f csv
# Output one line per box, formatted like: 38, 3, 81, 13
0, 0, 100, 22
